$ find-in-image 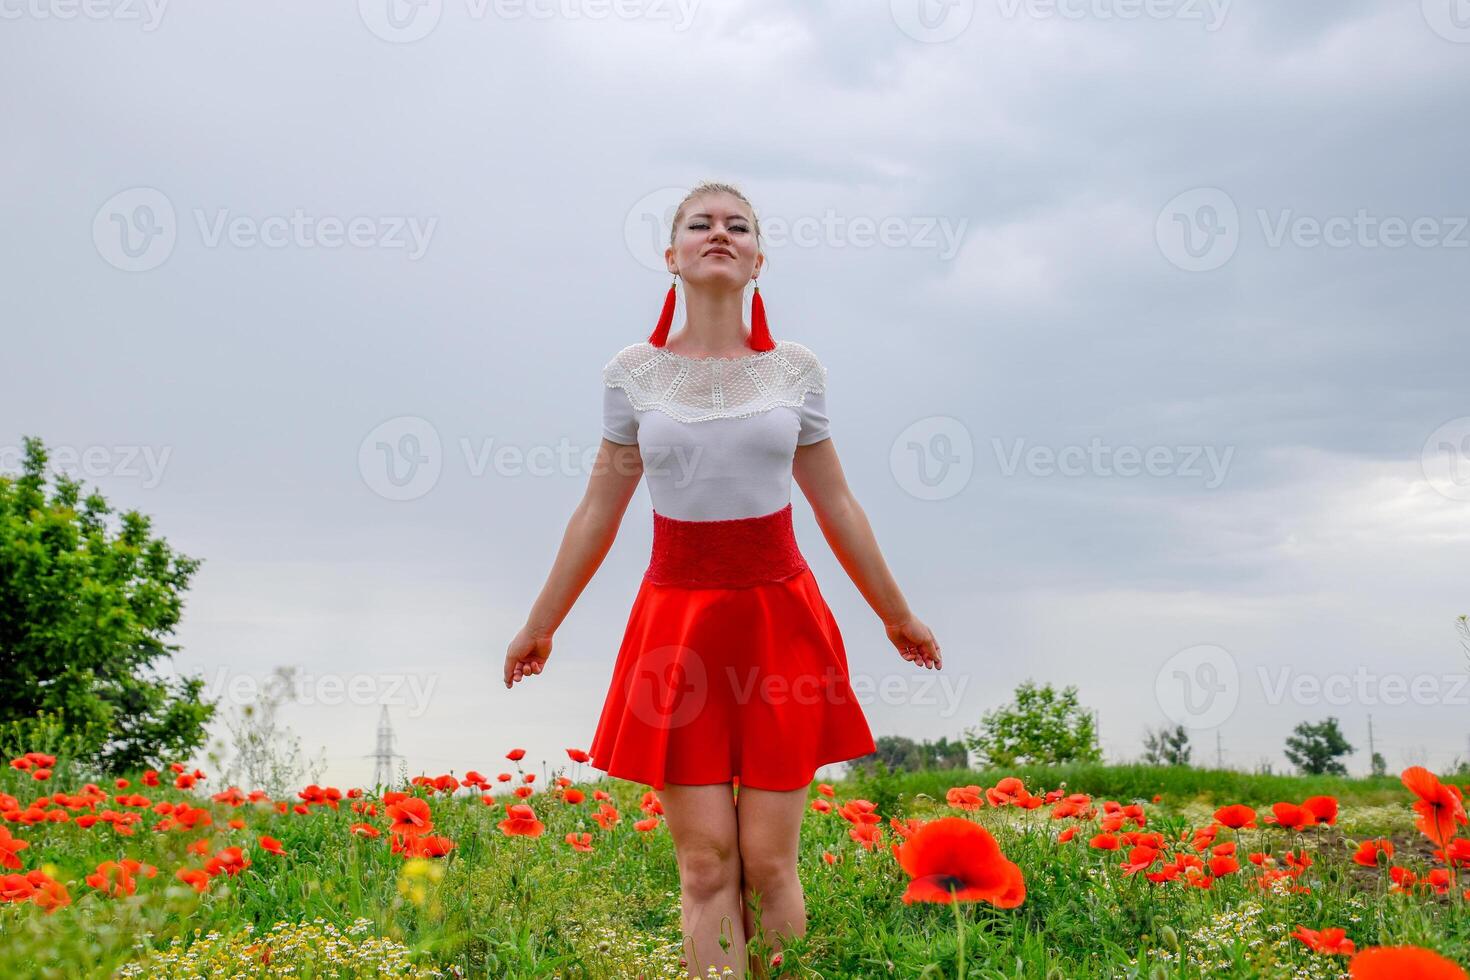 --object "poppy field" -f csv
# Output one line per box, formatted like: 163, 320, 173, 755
1, 749, 1468, 979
